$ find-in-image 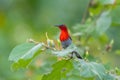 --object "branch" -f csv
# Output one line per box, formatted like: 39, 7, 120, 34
27, 38, 56, 50
81, 0, 92, 24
